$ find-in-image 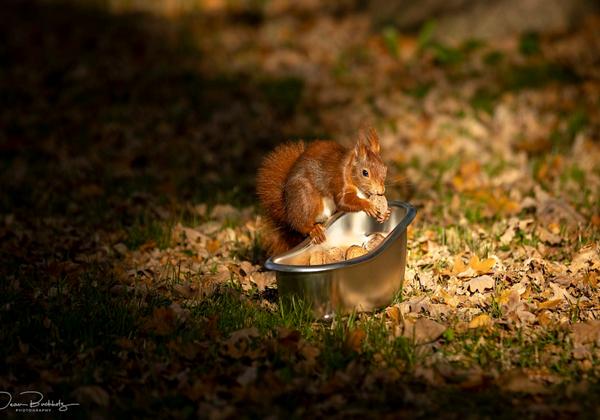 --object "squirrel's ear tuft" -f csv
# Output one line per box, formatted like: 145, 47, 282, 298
353, 137, 368, 160
362, 127, 380, 154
